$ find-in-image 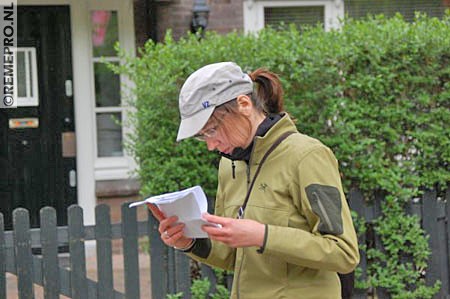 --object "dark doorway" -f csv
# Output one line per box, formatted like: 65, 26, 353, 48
0, 6, 76, 229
